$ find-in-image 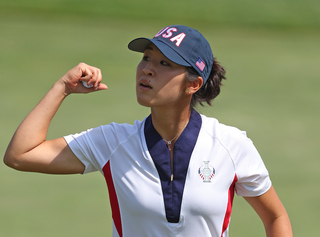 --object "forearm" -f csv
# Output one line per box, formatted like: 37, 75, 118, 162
4, 63, 106, 172
265, 214, 293, 237
265, 215, 293, 237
